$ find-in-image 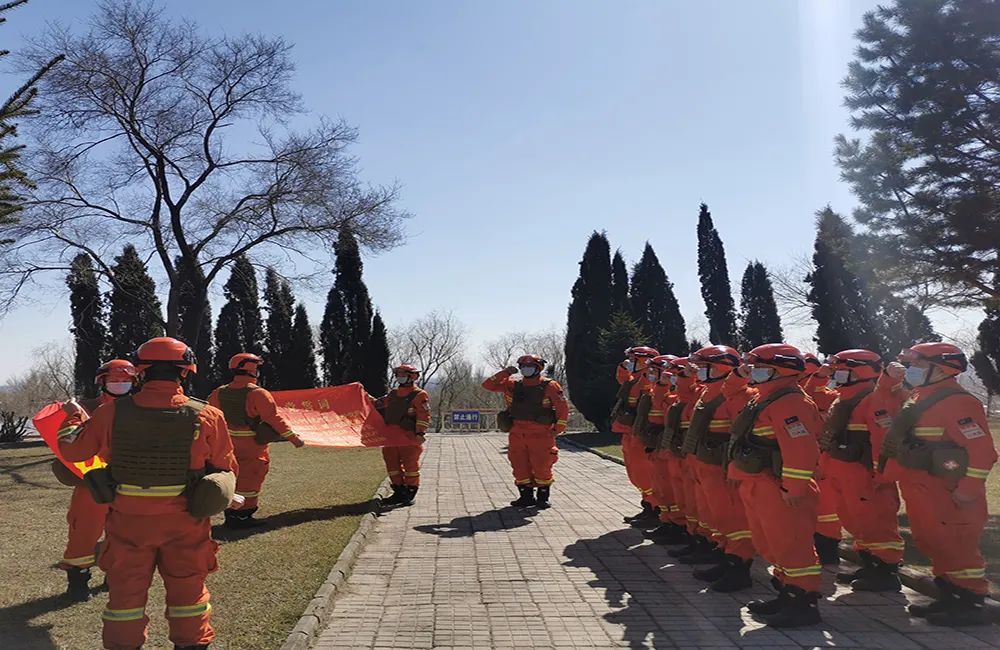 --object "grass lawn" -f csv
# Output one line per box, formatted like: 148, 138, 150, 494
0, 442, 384, 649
566, 420, 1000, 587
